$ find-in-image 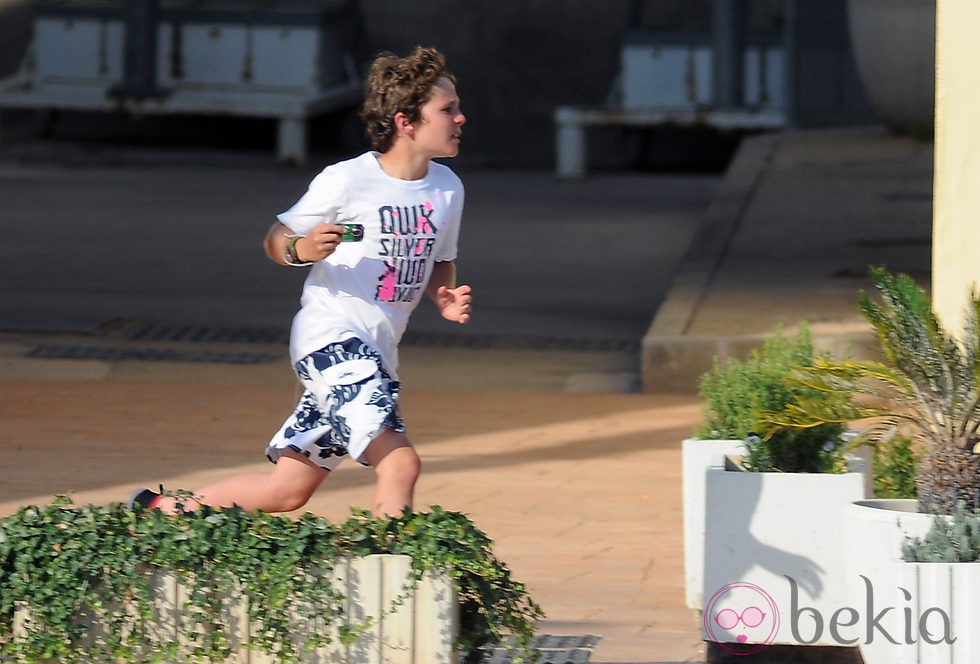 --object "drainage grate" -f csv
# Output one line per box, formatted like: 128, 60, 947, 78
120, 321, 639, 353
123, 321, 289, 345
855, 236, 930, 248
29, 345, 280, 365
401, 331, 639, 353
474, 634, 602, 663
